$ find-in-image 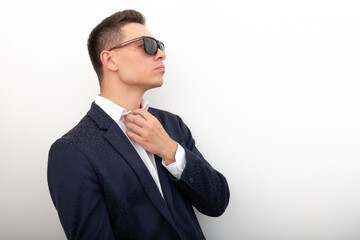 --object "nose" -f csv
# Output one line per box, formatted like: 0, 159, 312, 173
154, 48, 166, 61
